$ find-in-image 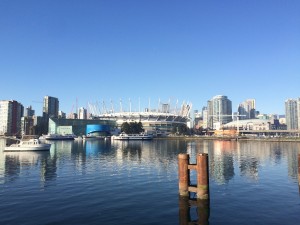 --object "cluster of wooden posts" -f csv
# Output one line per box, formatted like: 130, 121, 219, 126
178, 153, 209, 199
178, 153, 210, 224
178, 153, 300, 224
